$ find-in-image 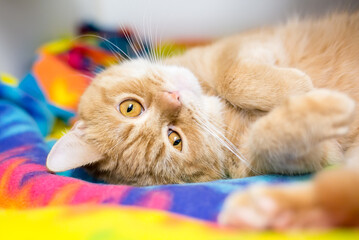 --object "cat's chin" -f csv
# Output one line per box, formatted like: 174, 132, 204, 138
162, 65, 203, 96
